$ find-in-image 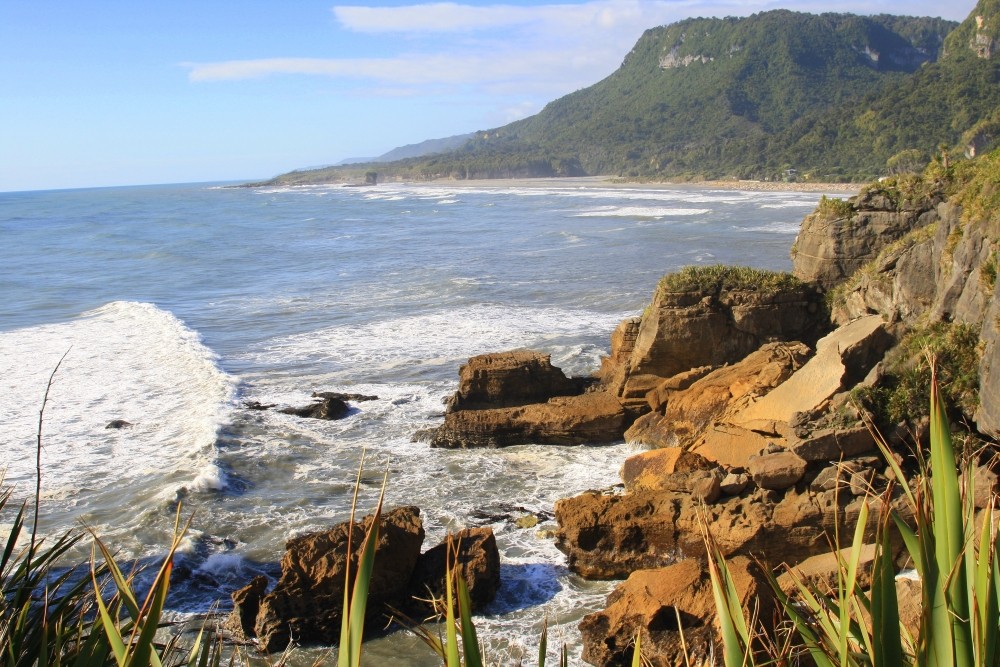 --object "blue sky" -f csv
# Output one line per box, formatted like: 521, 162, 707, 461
0, 0, 974, 191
